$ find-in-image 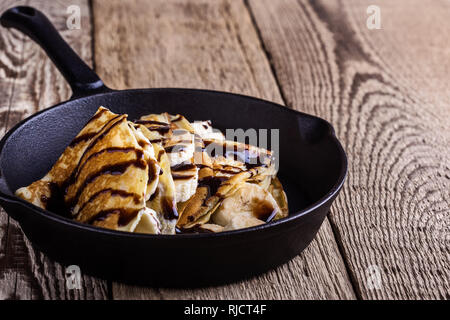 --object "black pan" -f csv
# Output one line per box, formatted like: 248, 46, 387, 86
0, 6, 347, 287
